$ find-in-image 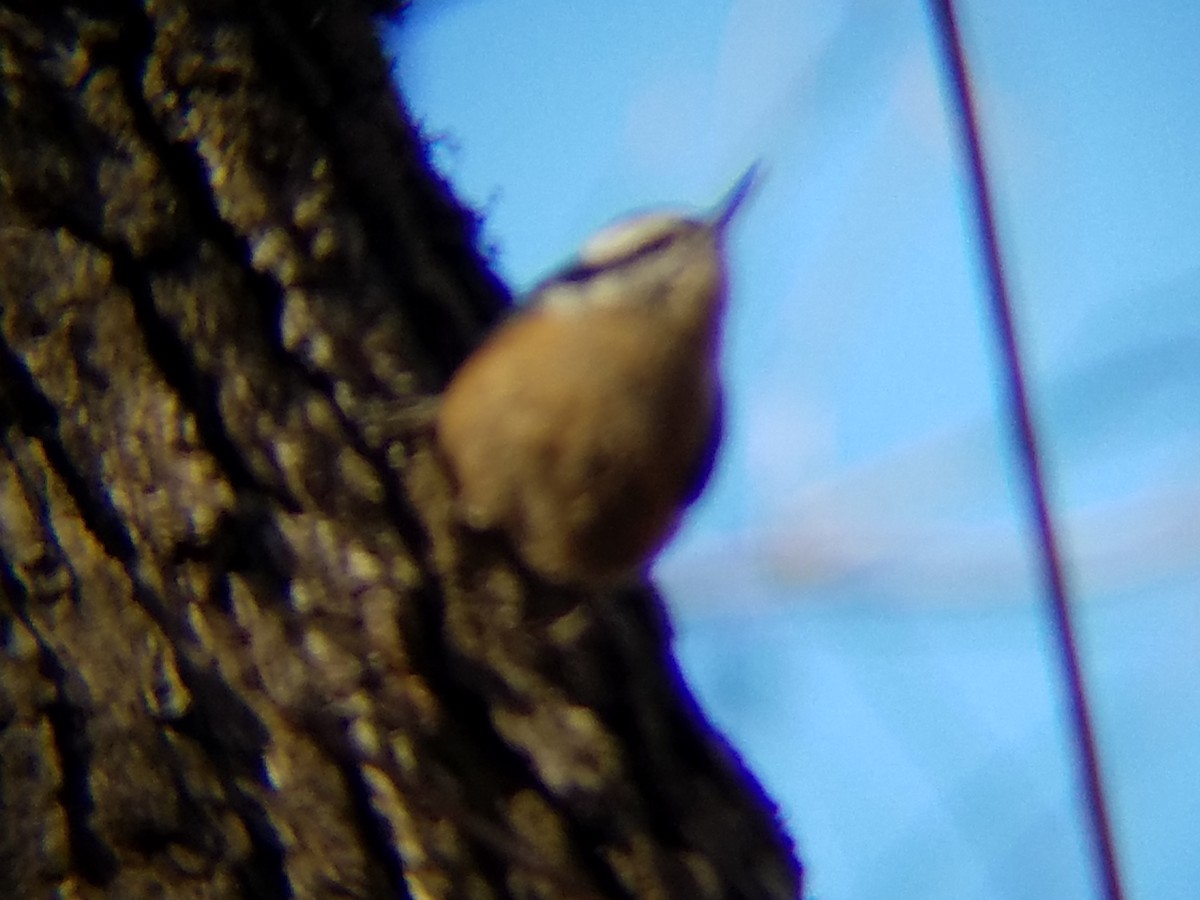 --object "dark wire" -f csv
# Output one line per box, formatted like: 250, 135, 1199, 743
924, 2, 1125, 898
